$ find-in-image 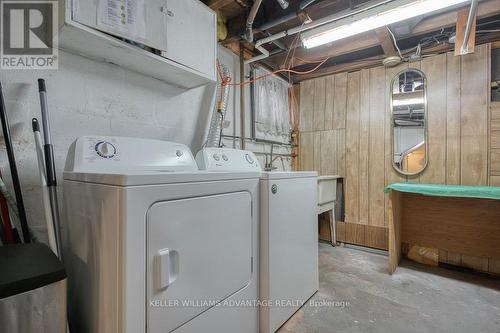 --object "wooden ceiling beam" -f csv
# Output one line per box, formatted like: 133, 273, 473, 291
273, 31, 380, 67
411, 0, 500, 35
207, 0, 235, 10
294, 32, 500, 81
454, 8, 477, 55
267, 0, 500, 67
375, 27, 397, 57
